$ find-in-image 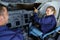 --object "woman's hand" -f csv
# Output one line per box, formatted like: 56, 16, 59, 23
34, 7, 38, 13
